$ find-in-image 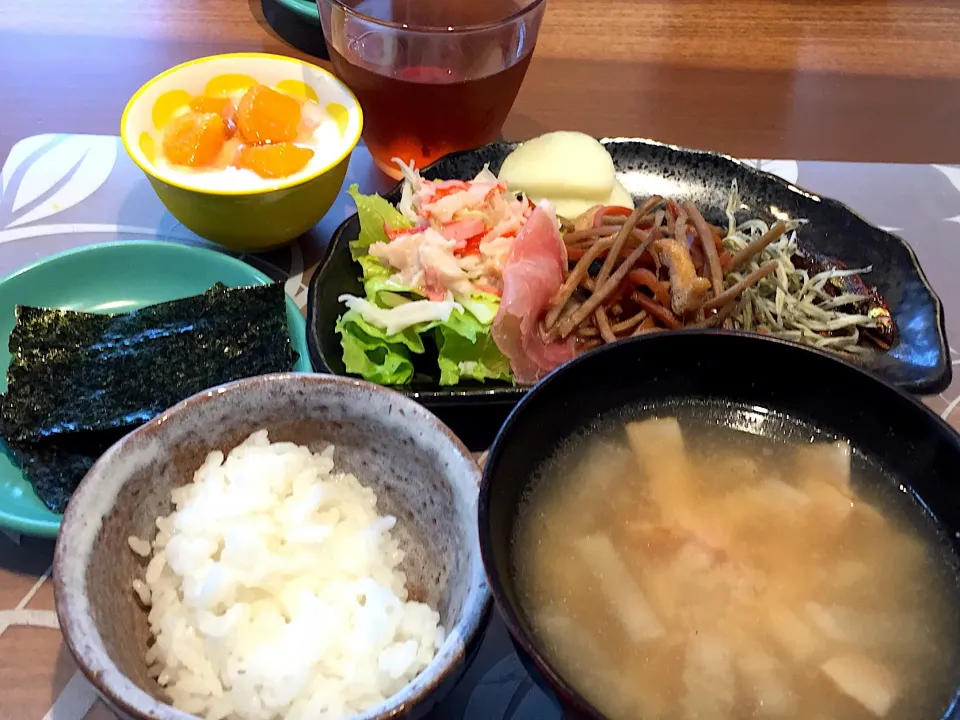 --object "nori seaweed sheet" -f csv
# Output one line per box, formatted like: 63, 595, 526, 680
4, 428, 128, 514
0, 282, 298, 512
